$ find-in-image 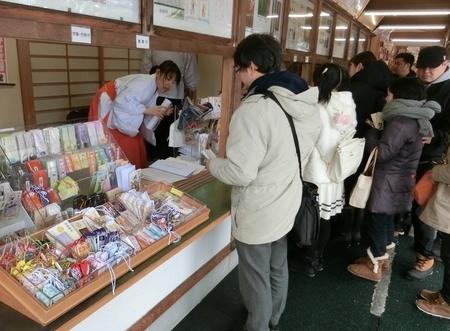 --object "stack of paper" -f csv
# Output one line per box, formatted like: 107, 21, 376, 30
150, 159, 196, 177
115, 163, 136, 191
141, 158, 205, 184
